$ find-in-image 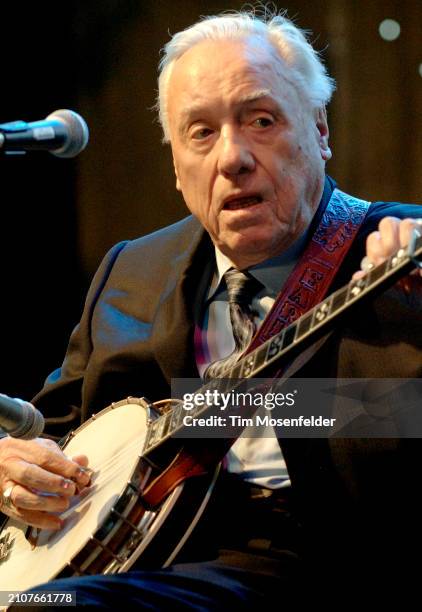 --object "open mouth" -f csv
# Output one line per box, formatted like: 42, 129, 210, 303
223, 195, 263, 210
